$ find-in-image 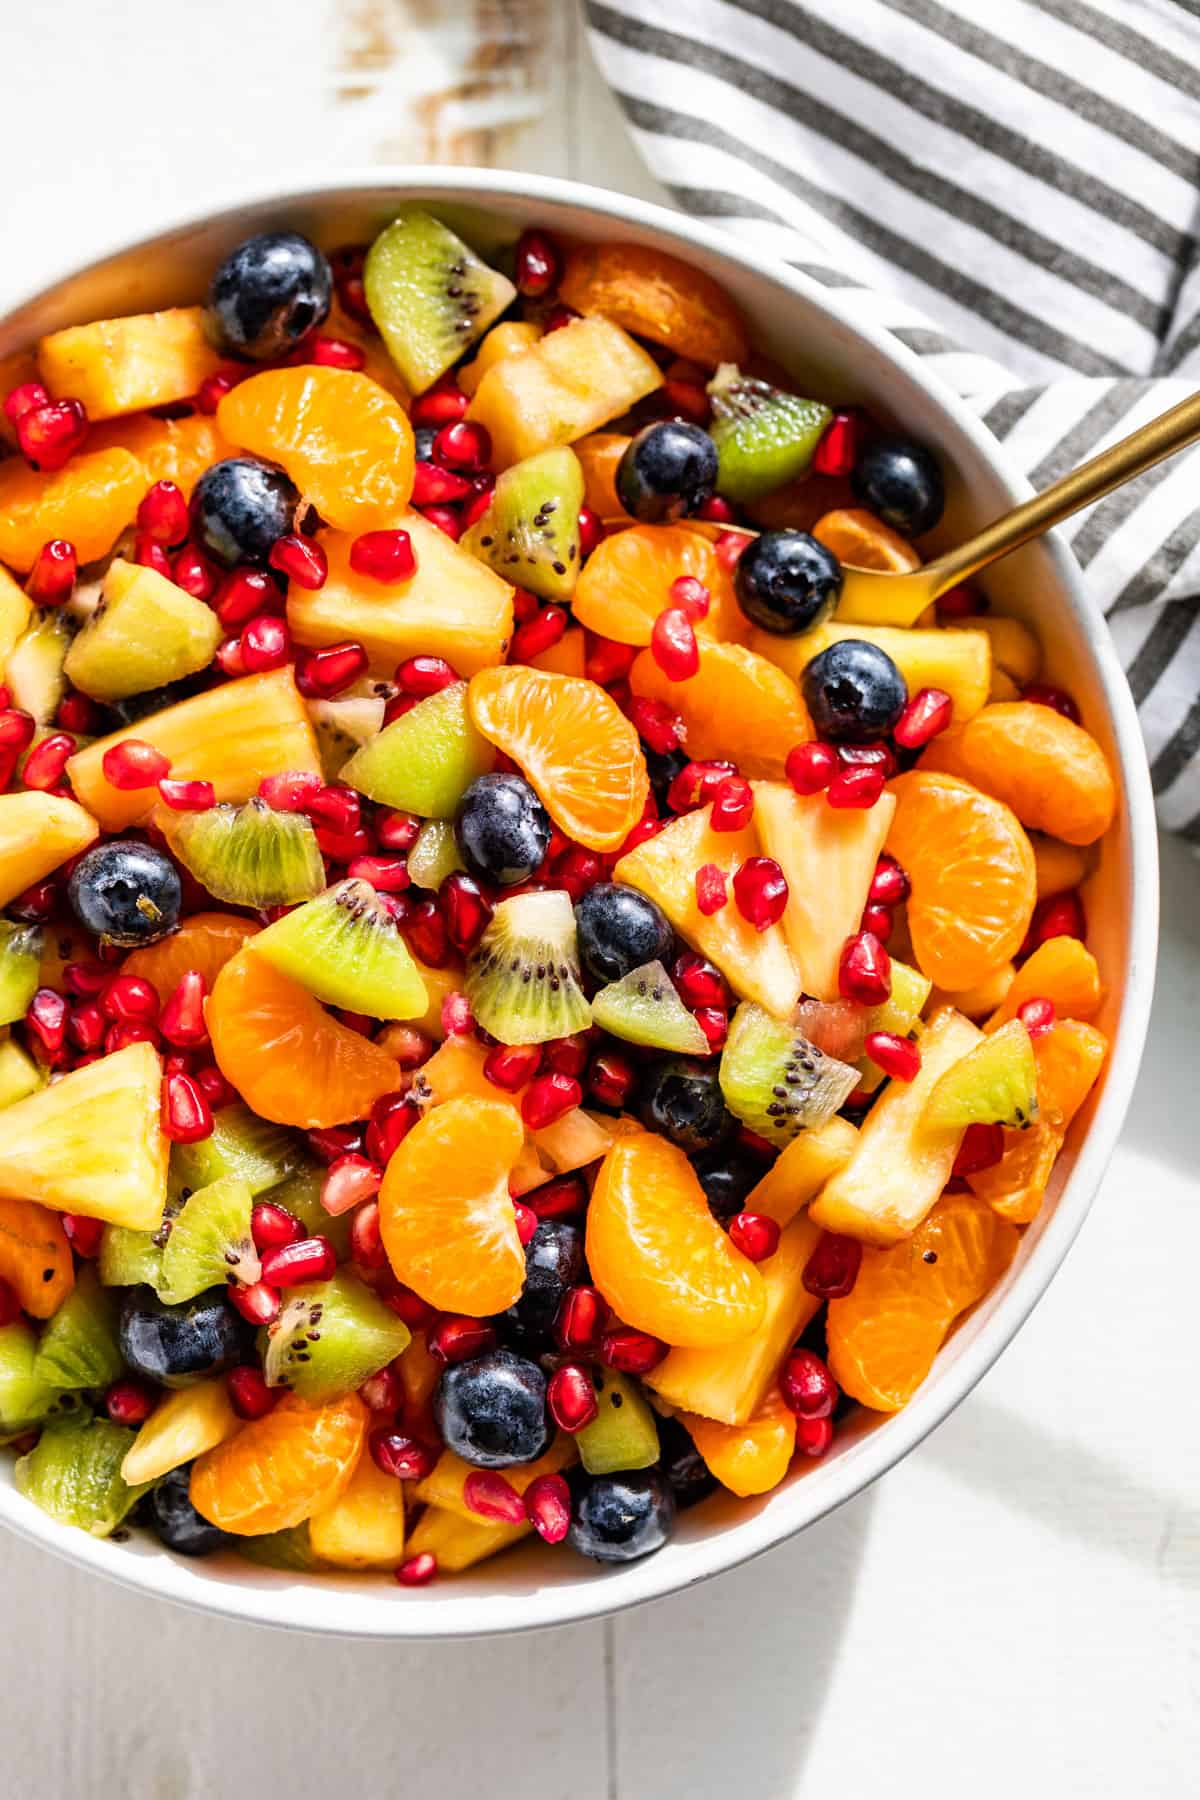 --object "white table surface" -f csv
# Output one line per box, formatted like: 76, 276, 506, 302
1, 5, 1196, 1795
